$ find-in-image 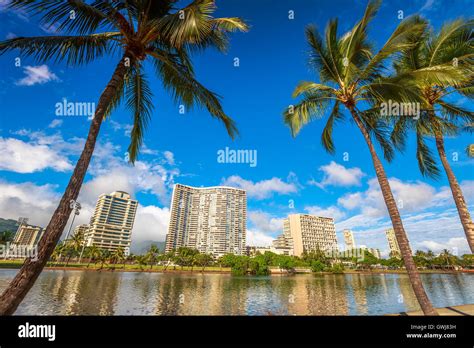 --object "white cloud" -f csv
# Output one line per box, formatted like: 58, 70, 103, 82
417, 237, 469, 255
0, 180, 60, 227
15, 65, 59, 86
0, 137, 73, 173
131, 205, 170, 244
221, 175, 298, 199
246, 229, 274, 247
6, 32, 16, 39
163, 151, 175, 165
338, 177, 436, 217
108, 120, 132, 137
48, 119, 63, 128
248, 211, 283, 233
310, 161, 365, 189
